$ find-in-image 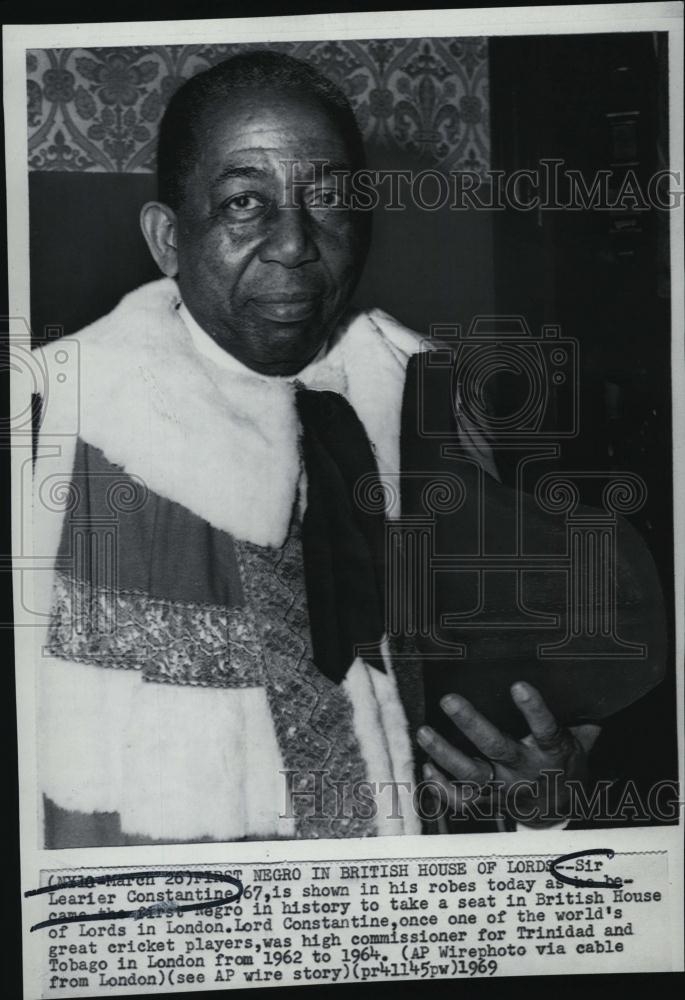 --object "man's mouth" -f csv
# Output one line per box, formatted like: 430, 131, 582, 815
249, 293, 321, 324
